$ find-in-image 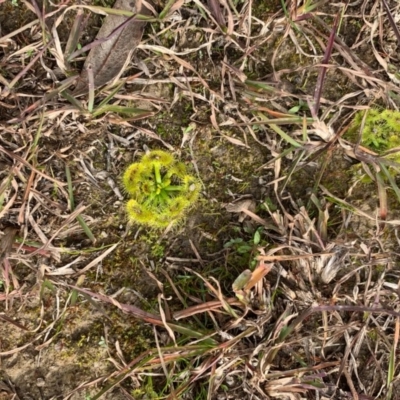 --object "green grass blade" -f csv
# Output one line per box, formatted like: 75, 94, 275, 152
165, 322, 217, 344
92, 105, 152, 117
60, 91, 86, 112
159, 0, 179, 19
76, 215, 96, 243
97, 83, 124, 109
269, 123, 303, 148
245, 79, 276, 92
254, 117, 314, 125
